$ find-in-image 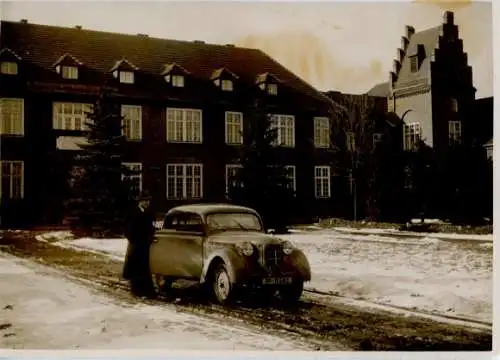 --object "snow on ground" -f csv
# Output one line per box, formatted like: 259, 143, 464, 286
34, 229, 493, 324
0, 252, 311, 350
